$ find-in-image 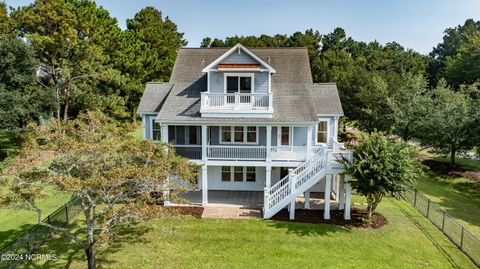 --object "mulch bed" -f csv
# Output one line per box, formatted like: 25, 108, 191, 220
142, 205, 204, 219
422, 159, 480, 182
271, 208, 387, 229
